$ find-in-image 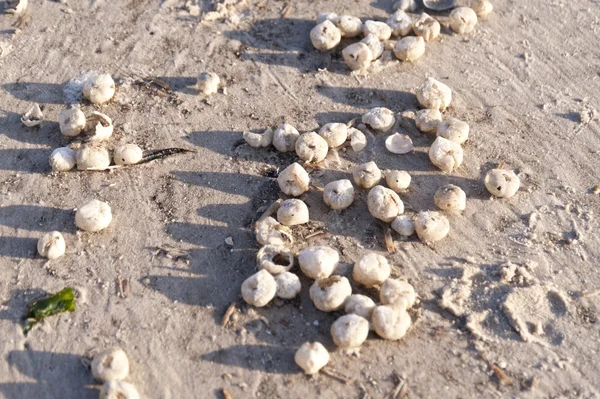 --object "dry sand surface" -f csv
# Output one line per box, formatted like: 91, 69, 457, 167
1, 0, 600, 398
